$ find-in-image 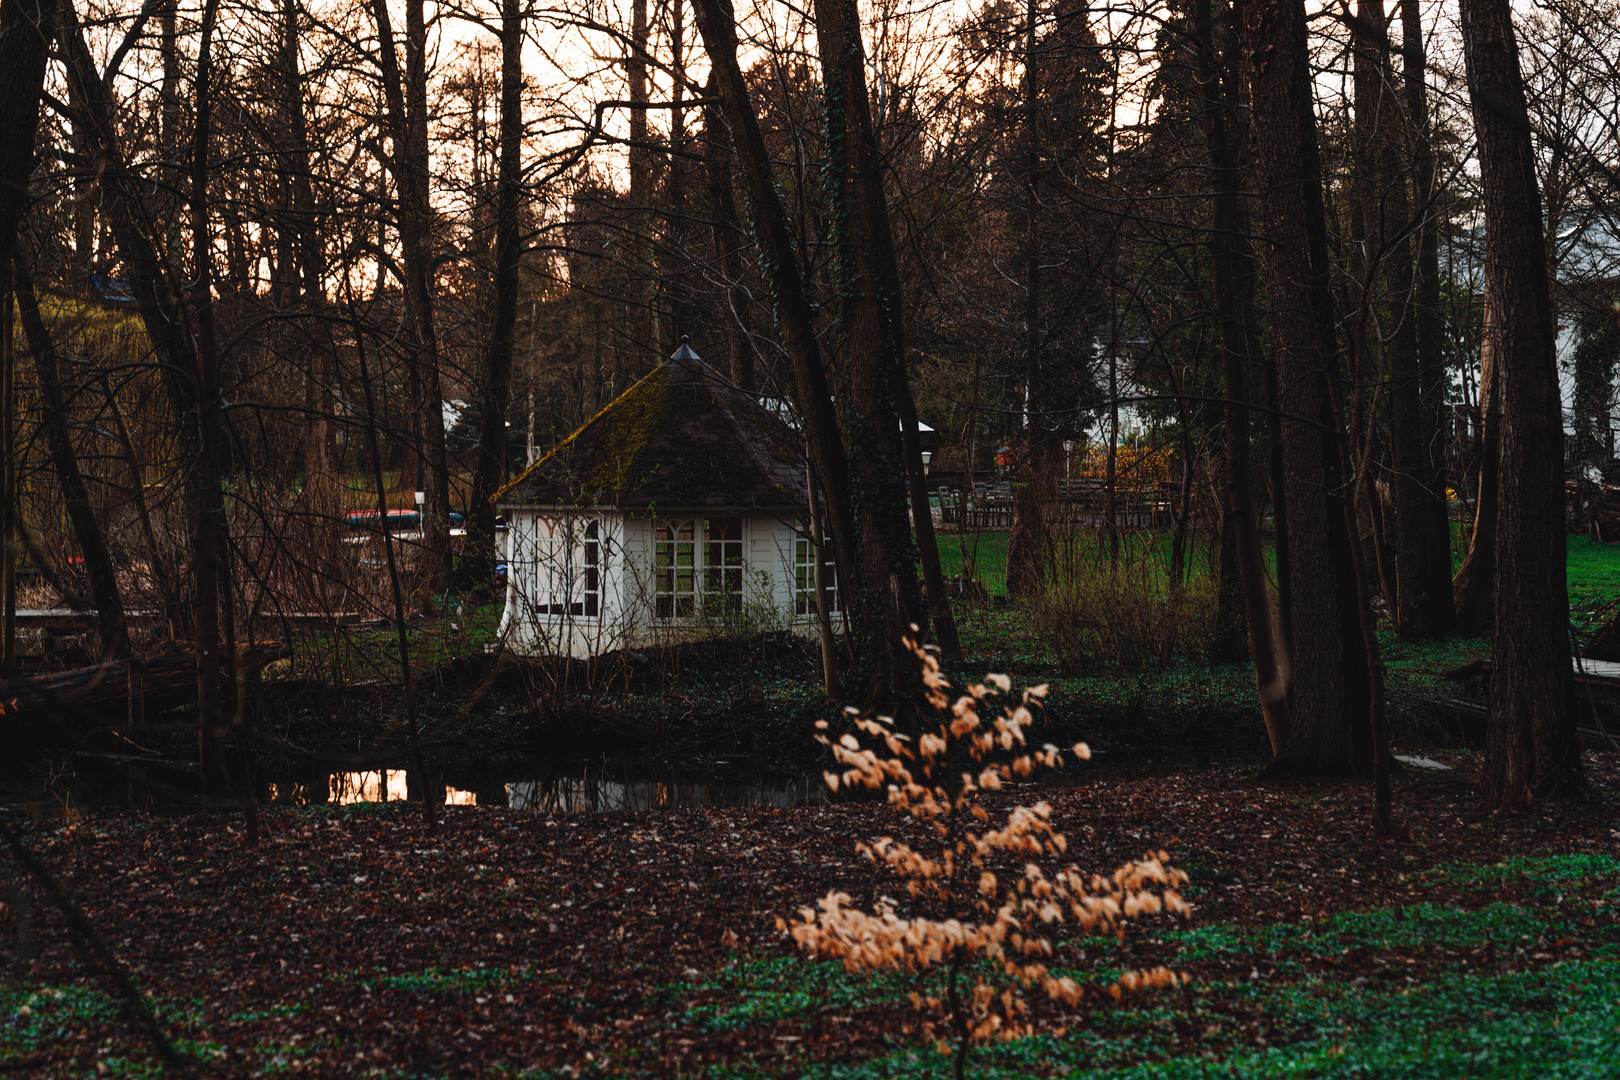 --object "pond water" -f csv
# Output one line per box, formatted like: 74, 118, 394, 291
255, 766, 828, 813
